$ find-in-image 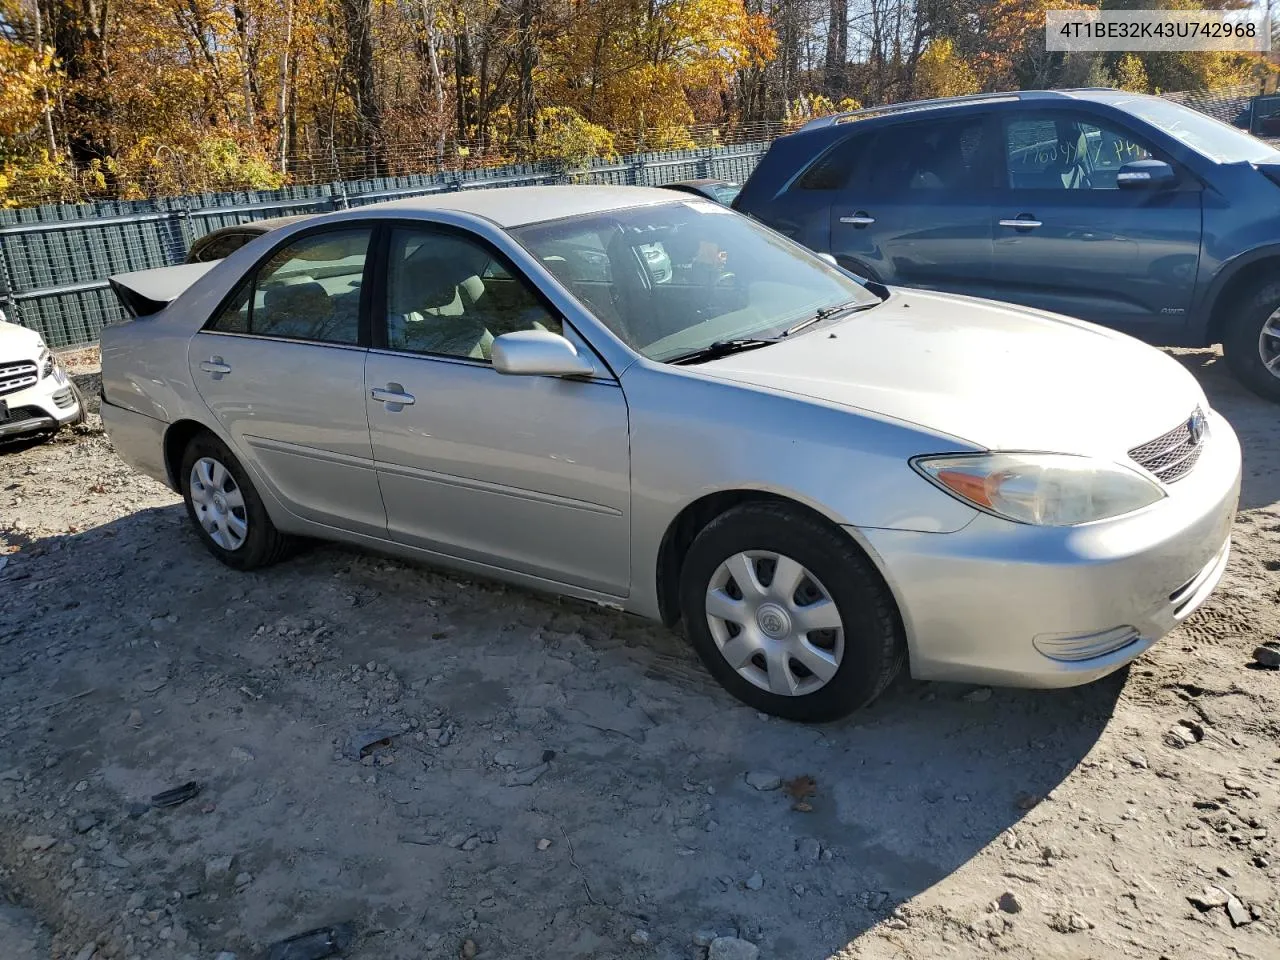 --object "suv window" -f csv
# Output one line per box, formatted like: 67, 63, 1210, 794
865, 120, 989, 193
796, 134, 867, 190
384, 228, 561, 361
208, 228, 370, 344
1005, 116, 1157, 190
